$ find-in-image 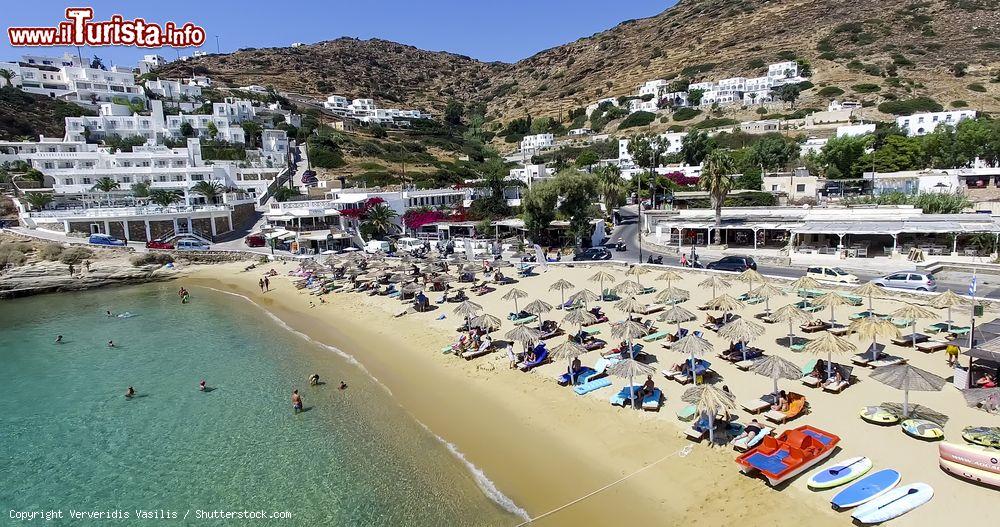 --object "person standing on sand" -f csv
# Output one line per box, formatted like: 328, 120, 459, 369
259, 278, 265, 293
264, 276, 271, 292
292, 389, 303, 413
